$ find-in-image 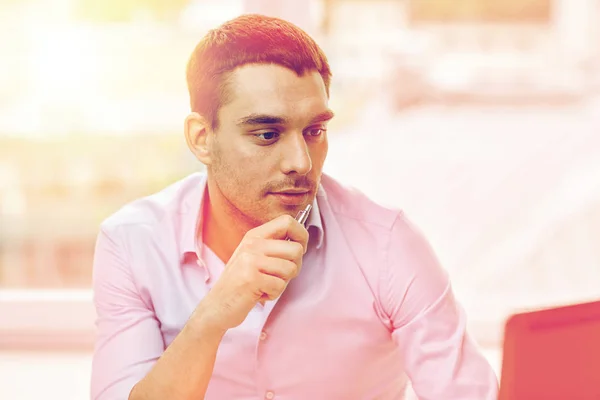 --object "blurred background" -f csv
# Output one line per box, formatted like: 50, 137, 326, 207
1, 0, 600, 398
